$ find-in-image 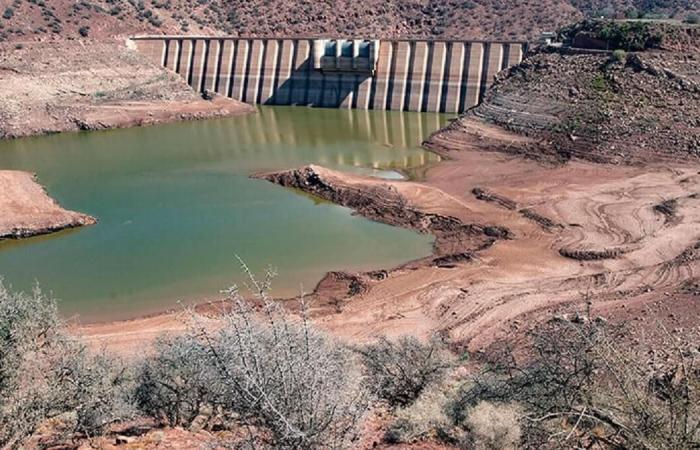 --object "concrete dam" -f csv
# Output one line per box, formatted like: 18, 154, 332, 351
131, 37, 527, 113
